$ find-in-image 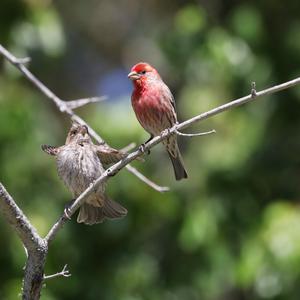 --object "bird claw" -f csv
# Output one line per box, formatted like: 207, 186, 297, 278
63, 208, 72, 220
138, 144, 145, 152
63, 199, 75, 220
139, 143, 150, 155
107, 168, 116, 177
161, 128, 171, 137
